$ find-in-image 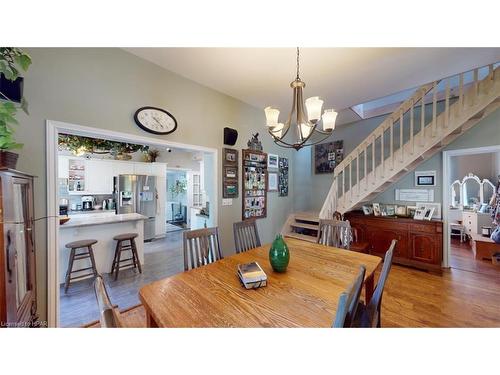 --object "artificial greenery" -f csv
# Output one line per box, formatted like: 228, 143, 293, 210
0, 48, 32, 150
58, 133, 149, 157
